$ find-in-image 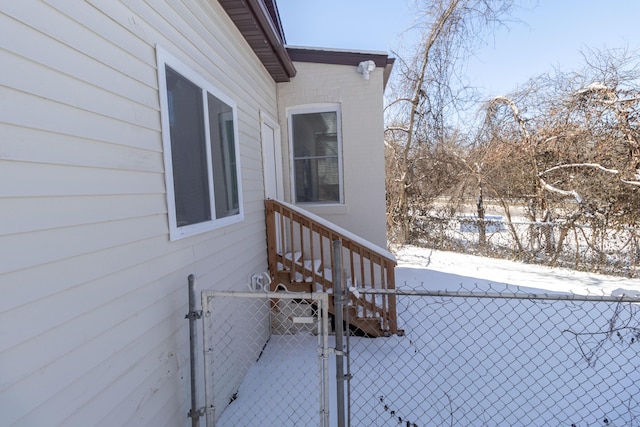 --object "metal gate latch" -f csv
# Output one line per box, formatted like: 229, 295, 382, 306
185, 310, 202, 320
